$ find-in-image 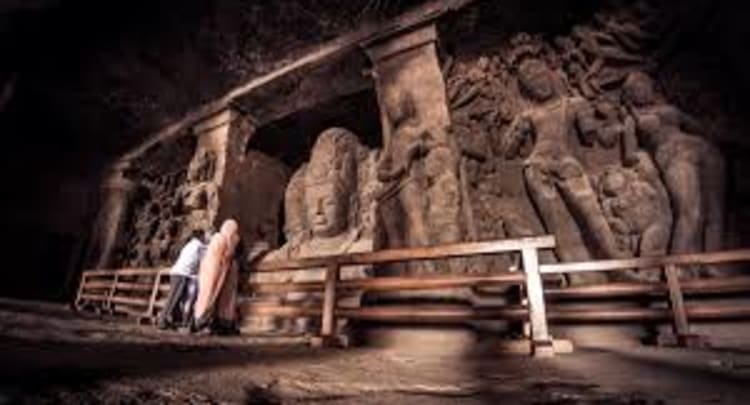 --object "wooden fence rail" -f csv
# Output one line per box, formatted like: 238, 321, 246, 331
75, 267, 168, 323
539, 249, 750, 346
252, 235, 557, 355
75, 238, 750, 357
